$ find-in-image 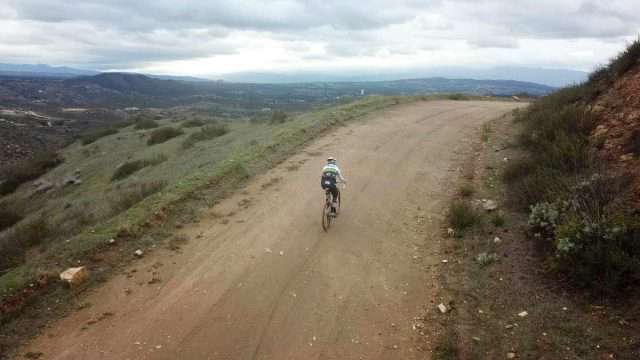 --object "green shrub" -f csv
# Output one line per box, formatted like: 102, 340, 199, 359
182, 124, 228, 149
447, 201, 481, 234
609, 37, 640, 77
111, 154, 167, 181
134, 119, 160, 130
459, 183, 474, 197
181, 119, 206, 128
501, 157, 537, 184
447, 93, 467, 100
270, 111, 288, 124
147, 127, 184, 146
109, 181, 167, 213
0, 215, 50, 271
490, 212, 506, 227
0, 206, 23, 231
0, 153, 63, 195
81, 128, 118, 145
553, 214, 640, 290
